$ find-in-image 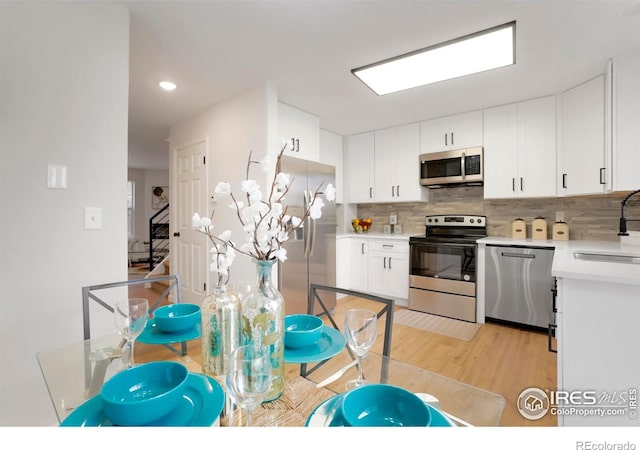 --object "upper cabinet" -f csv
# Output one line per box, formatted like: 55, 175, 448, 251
420, 110, 483, 154
278, 103, 320, 162
483, 96, 557, 199
612, 50, 640, 192
345, 132, 375, 203
556, 75, 608, 196
346, 124, 427, 204
374, 123, 426, 203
